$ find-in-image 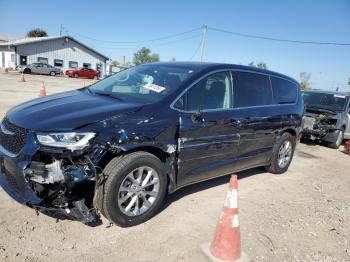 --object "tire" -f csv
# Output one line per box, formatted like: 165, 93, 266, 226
74, 73, 79, 78
95, 152, 167, 227
328, 129, 344, 149
23, 68, 31, 74
265, 132, 296, 174
50, 71, 56, 76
